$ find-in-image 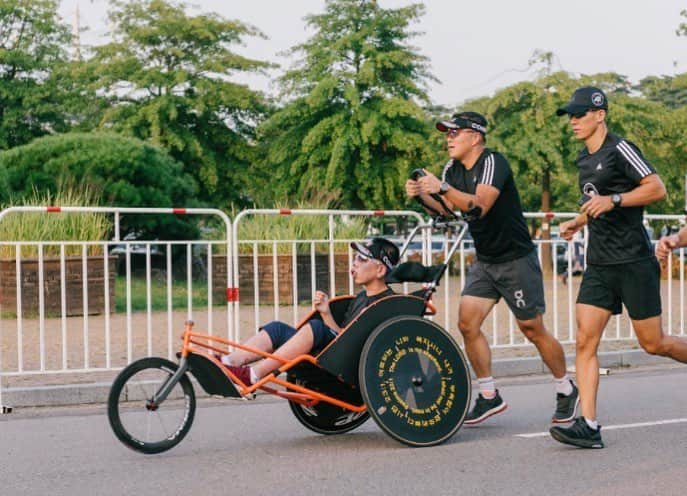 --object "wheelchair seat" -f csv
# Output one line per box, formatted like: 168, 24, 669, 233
315, 294, 426, 385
